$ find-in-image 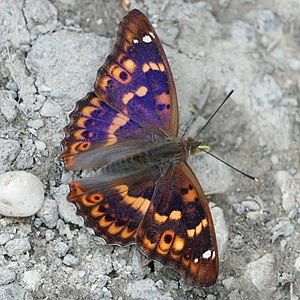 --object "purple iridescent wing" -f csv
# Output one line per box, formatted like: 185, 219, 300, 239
94, 9, 179, 137
60, 92, 153, 170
